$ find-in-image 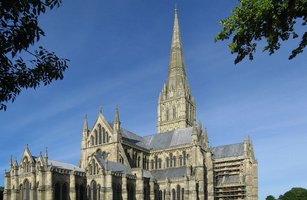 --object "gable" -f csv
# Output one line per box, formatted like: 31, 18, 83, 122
87, 115, 113, 146
21, 146, 35, 164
